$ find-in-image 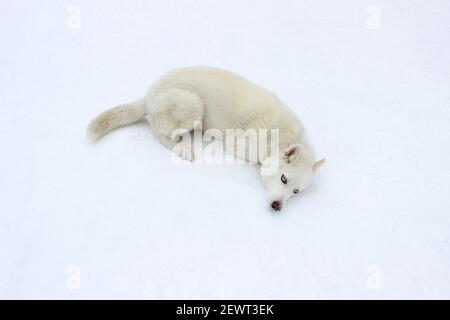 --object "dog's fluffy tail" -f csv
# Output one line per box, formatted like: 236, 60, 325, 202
87, 98, 146, 141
